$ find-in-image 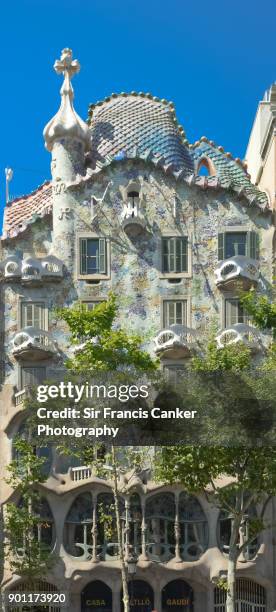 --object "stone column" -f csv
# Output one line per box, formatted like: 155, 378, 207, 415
91, 492, 98, 563
140, 498, 148, 561
173, 490, 182, 563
